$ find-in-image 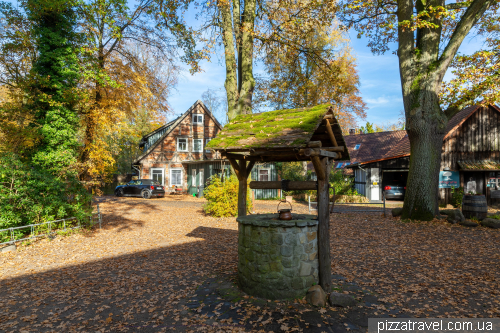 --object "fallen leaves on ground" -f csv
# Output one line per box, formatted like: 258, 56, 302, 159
0, 196, 498, 333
